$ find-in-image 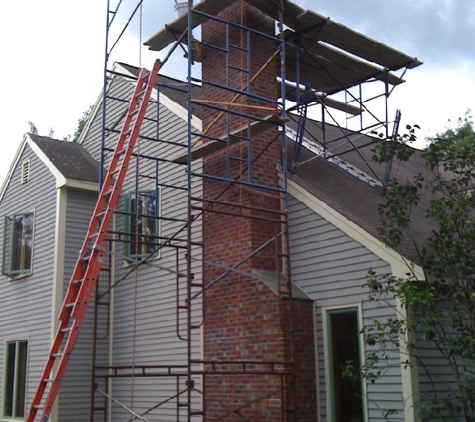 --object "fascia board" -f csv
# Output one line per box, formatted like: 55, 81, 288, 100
0, 135, 28, 202
76, 86, 104, 146
116, 63, 202, 131
62, 179, 99, 192
285, 175, 421, 422
26, 136, 68, 188
284, 175, 423, 279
